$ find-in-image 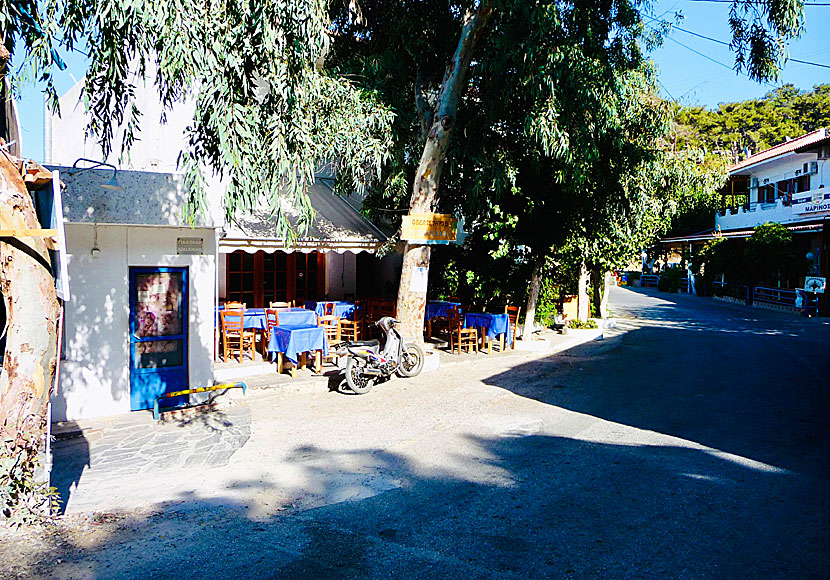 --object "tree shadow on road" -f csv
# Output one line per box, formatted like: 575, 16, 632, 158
10, 426, 829, 580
